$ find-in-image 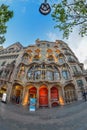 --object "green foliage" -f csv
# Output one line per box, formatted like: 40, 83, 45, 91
52, 0, 87, 38
0, 4, 13, 44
